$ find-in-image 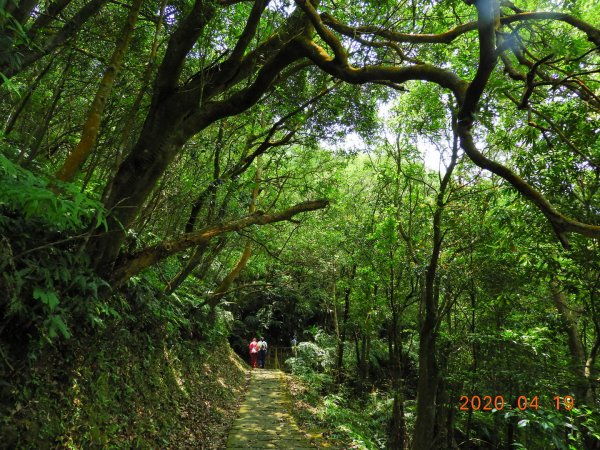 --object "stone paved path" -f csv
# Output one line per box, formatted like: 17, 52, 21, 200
226, 370, 315, 449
